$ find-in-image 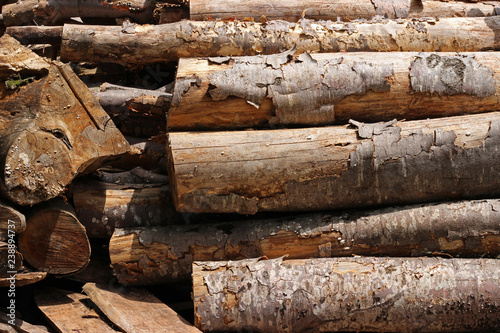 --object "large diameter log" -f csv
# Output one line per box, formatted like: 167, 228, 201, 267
190, 0, 500, 21
0, 35, 130, 205
60, 16, 500, 68
168, 112, 500, 214
18, 199, 91, 275
73, 176, 181, 238
110, 199, 500, 285
193, 257, 500, 332
169, 51, 500, 130
1, 0, 154, 26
